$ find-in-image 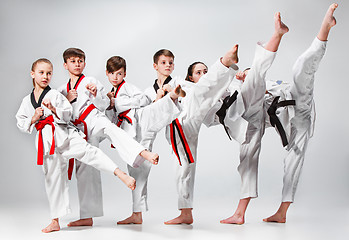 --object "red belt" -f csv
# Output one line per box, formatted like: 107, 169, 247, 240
170, 118, 194, 166
35, 115, 55, 165
68, 104, 96, 180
